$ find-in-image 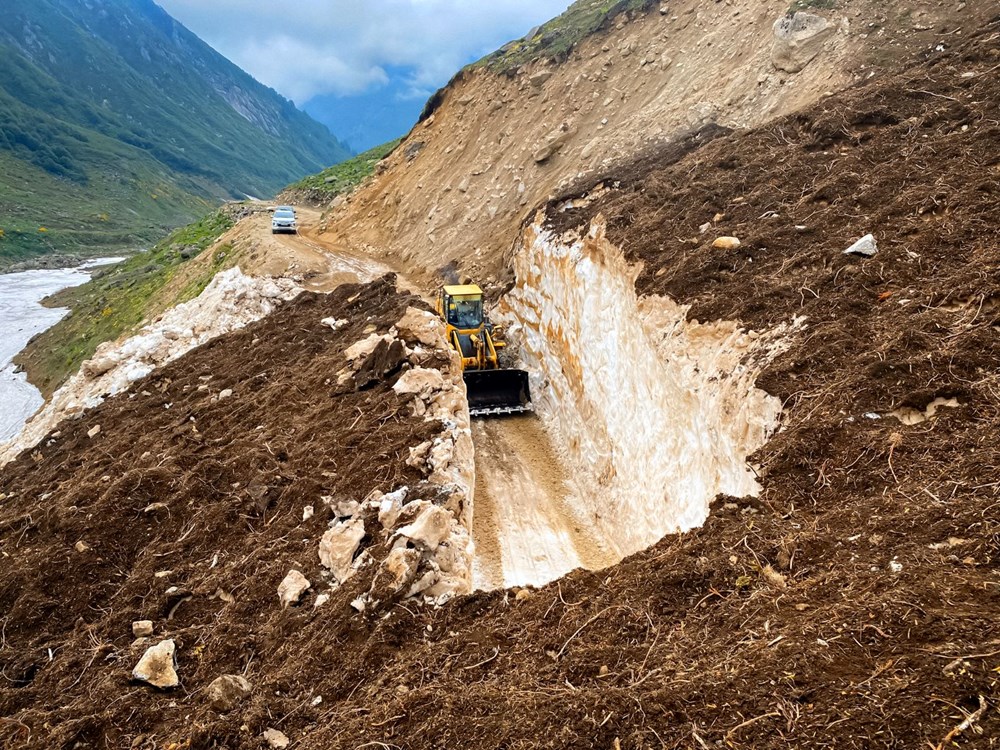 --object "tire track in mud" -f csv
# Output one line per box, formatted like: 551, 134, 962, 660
471, 415, 617, 590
